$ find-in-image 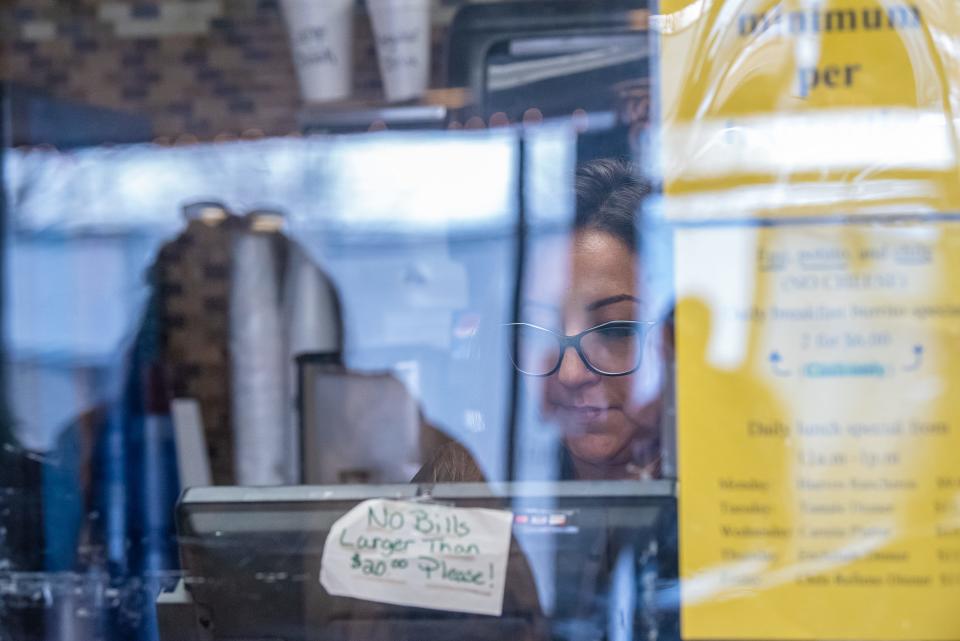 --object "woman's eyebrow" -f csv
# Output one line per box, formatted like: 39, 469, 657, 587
585, 294, 642, 311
